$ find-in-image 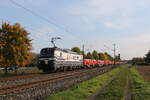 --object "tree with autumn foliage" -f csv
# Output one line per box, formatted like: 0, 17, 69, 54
98, 53, 105, 60
0, 22, 32, 73
103, 52, 113, 61
86, 52, 93, 59
98, 52, 113, 61
92, 50, 99, 60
